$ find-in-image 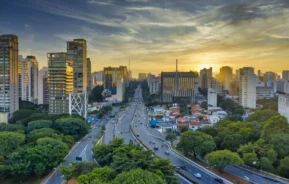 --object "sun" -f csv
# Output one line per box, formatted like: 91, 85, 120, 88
200, 64, 212, 69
